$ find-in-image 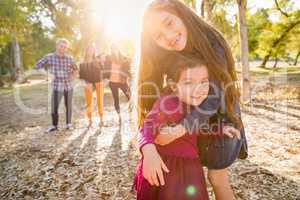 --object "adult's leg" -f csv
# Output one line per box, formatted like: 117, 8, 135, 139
51, 90, 63, 127
109, 82, 120, 113
119, 82, 131, 101
84, 84, 93, 121
95, 82, 104, 119
207, 169, 235, 200
64, 89, 73, 125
